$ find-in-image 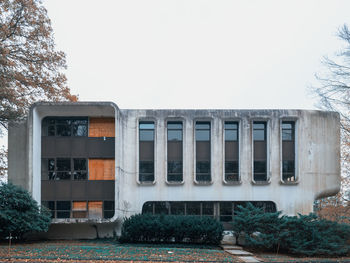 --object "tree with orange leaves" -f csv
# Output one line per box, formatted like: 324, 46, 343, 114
0, 0, 77, 179
0, 0, 77, 131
